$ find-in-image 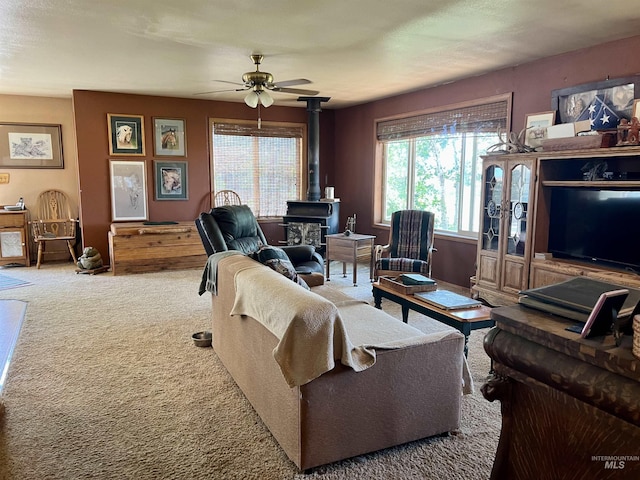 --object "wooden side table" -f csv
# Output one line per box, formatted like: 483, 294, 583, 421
325, 233, 375, 286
